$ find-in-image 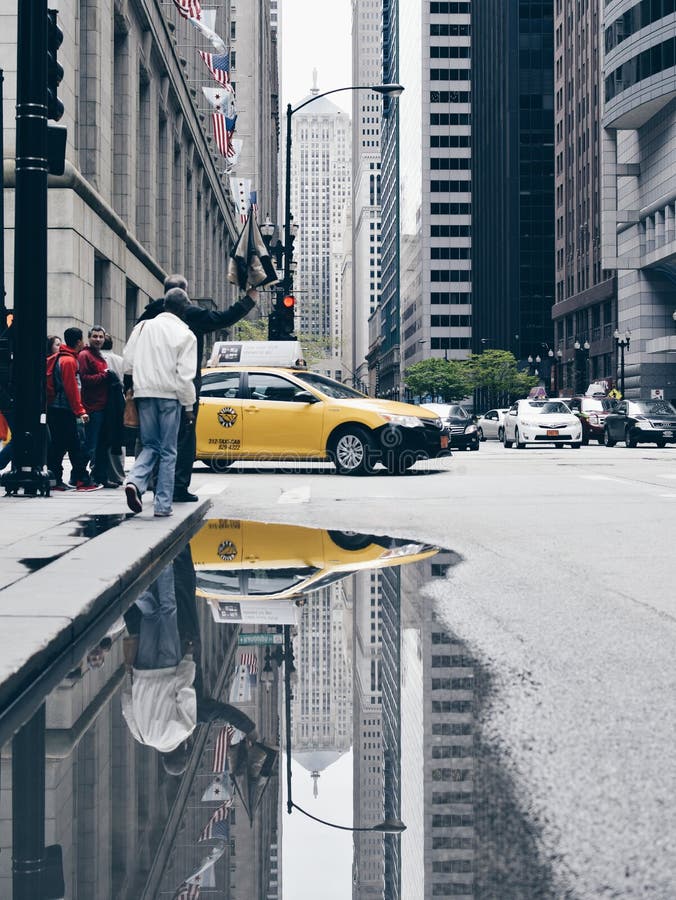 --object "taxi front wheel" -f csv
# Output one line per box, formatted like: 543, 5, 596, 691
329, 428, 376, 475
